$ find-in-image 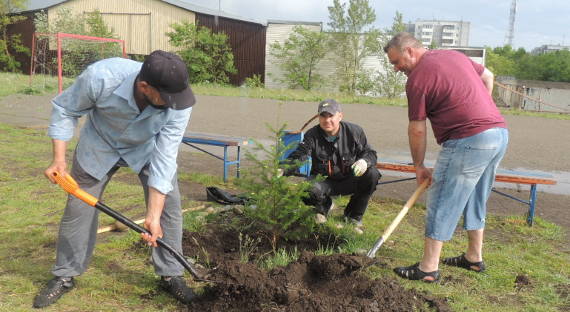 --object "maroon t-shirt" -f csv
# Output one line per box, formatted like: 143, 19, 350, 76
407, 50, 506, 144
